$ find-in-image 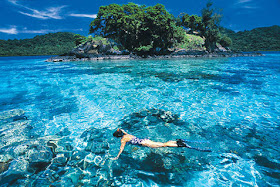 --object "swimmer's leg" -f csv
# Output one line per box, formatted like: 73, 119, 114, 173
176, 139, 212, 152
141, 140, 177, 148
164, 141, 178, 147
